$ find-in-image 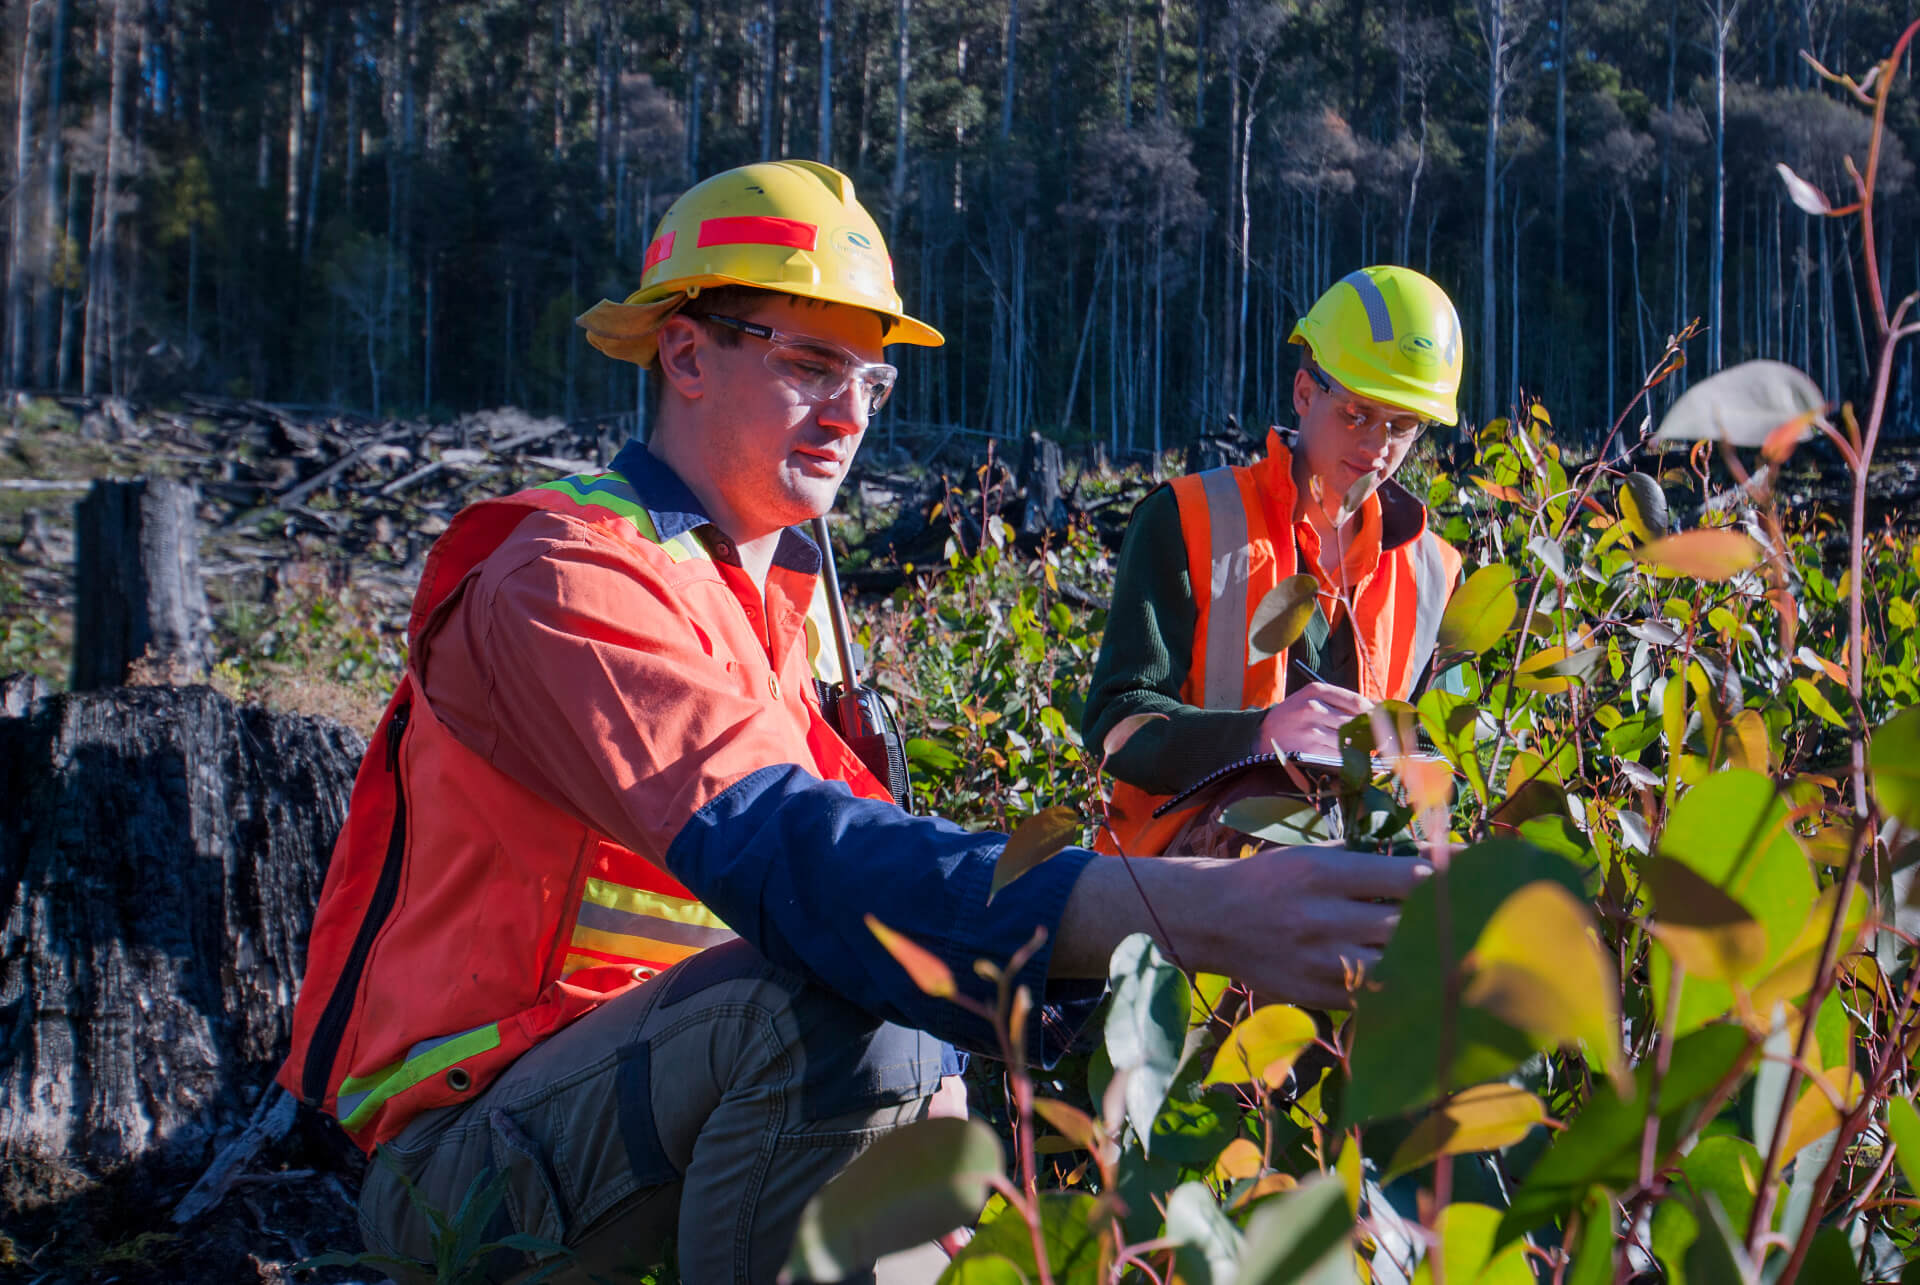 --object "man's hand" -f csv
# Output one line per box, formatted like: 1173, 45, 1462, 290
1207, 845, 1427, 1008
1053, 846, 1430, 1011
1256, 682, 1371, 758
